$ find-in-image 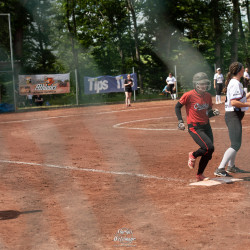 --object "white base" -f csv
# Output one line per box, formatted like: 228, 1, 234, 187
189, 177, 243, 186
